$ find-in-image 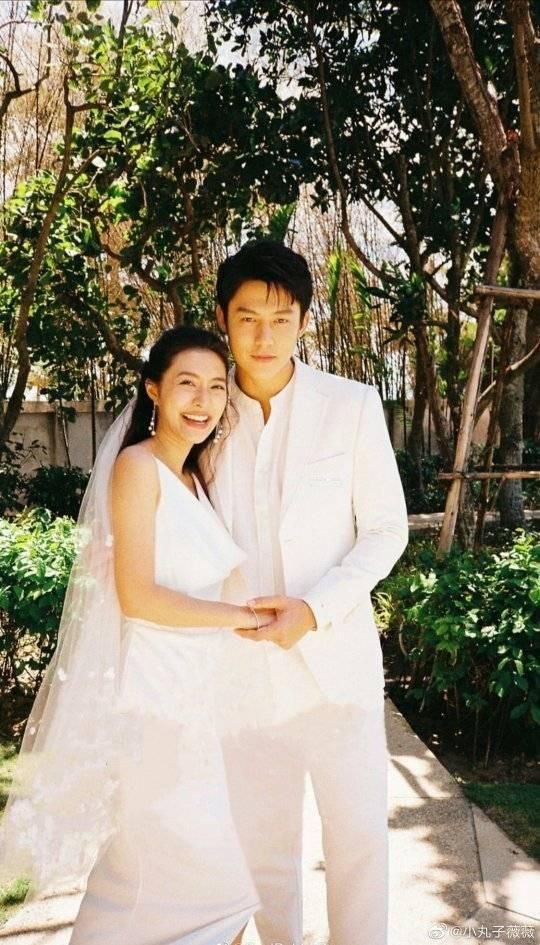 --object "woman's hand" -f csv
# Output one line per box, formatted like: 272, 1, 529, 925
234, 597, 317, 648
236, 606, 276, 631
